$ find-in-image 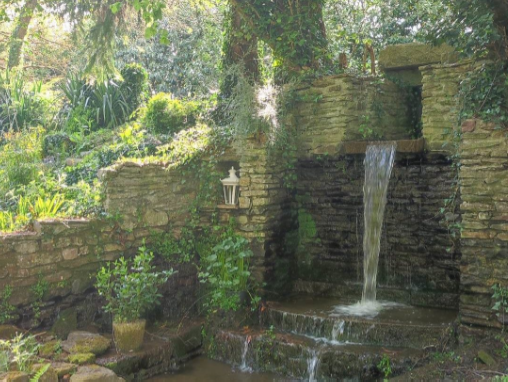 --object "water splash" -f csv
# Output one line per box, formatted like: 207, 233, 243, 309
331, 300, 403, 318
239, 336, 252, 372
331, 320, 345, 341
362, 143, 396, 302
